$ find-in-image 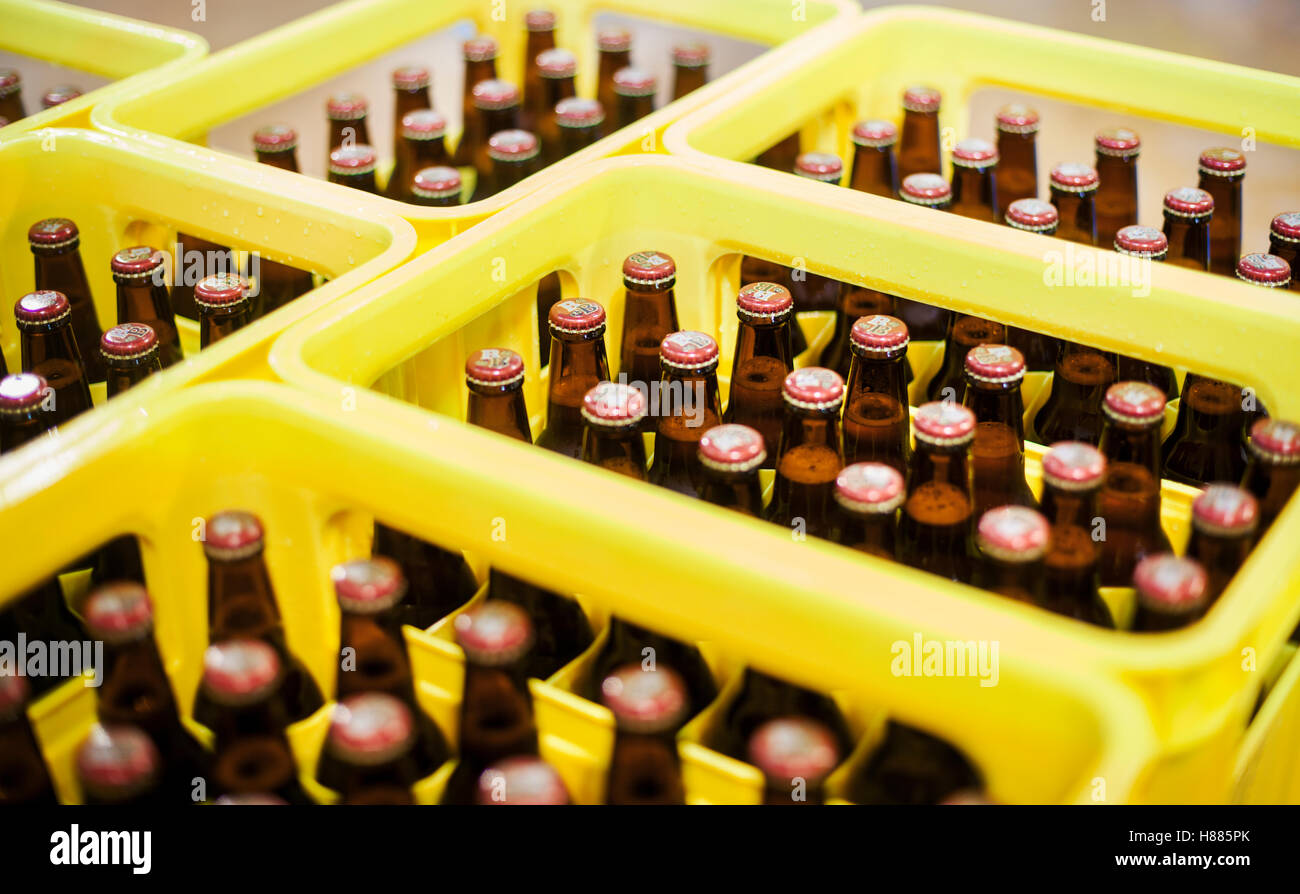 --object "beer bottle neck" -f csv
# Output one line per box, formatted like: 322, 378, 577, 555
548, 334, 610, 409
899, 110, 940, 178
467, 385, 533, 442
732, 318, 792, 370
524, 35, 556, 113
699, 465, 763, 516
542, 76, 576, 111
582, 422, 647, 480
1178, 374, 1246, 438
459, 664, 538, 770
98, 635, 176, 724
33, 249, 93, 300
1186, 526, 1250, 600
463, 60, 497, 101
845, 351, 908, 404
1244, 458, 1300, 530
1099, 420, 1162, 478
909, 441, 970, 494
616, 93, 654, 129
779, 406, 842, 458
207, 553, 284, 642
337, 612, 415, 701
1041, 484, 1097, 529
494, 156, 537, 193
951, 167, 997, 222
597, 50, 631, 90
1051, 190, 1097, 245
997, 132, 1036, 180
199, 302, 252, 347
256, 150, 299, 173
981, 556, 1040, 603
327, 118, 370, 152
115, 280, 168, 328
20, 323, 81, 373
672, 65, 706, 100
849, 145, 898, 198
834, 506, 897, 558
328, 169, 378, 194
964, 379, 1025, 445
0, 410, 52, 454
1162, 214, 1210, 269
105, 353, 162, 399
560, 122, 602, 158
394, 88, 430, 130
408, 134, 450, 169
